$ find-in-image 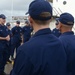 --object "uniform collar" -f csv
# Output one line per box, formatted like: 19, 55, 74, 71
0, 24, 2, 27
61, 31, 74, 36
15, 26, 19, 27
33, 28, 51, 37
